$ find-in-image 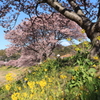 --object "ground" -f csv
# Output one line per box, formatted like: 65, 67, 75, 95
0, 66, 29, 87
